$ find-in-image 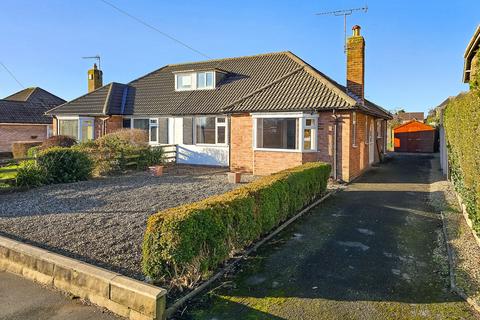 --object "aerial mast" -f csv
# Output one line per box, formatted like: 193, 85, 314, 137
82, 55, 101, 69
315, 6, 368, 53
